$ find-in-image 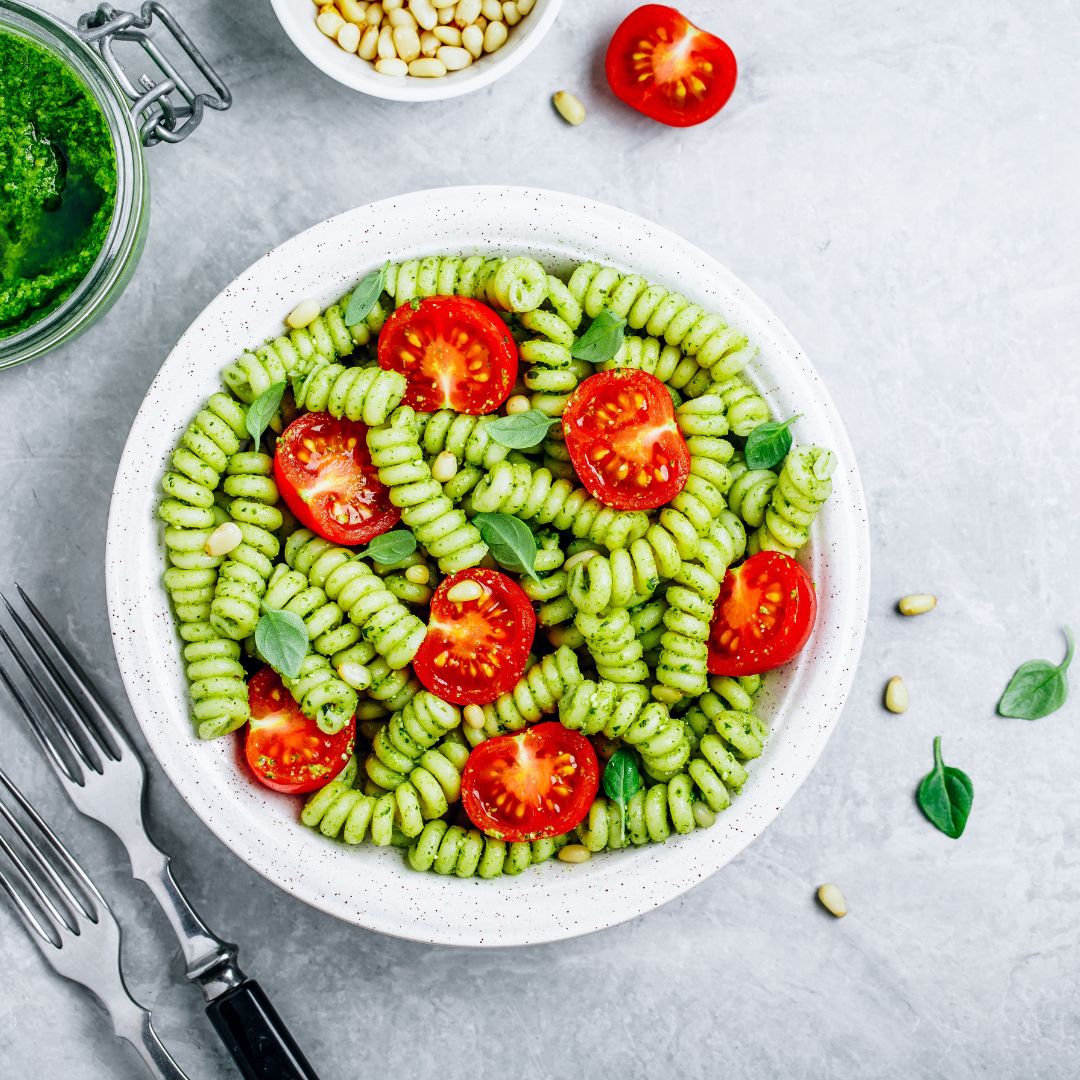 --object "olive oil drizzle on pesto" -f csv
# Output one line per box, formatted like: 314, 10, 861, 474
0, 30, 117, 337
